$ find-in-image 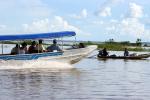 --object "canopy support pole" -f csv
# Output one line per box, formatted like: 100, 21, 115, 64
38, 41, 39, 53
1, 41, 3, 54
61, 38, 63, 50
75, 36, 77, 45
18, 41, 20, 55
